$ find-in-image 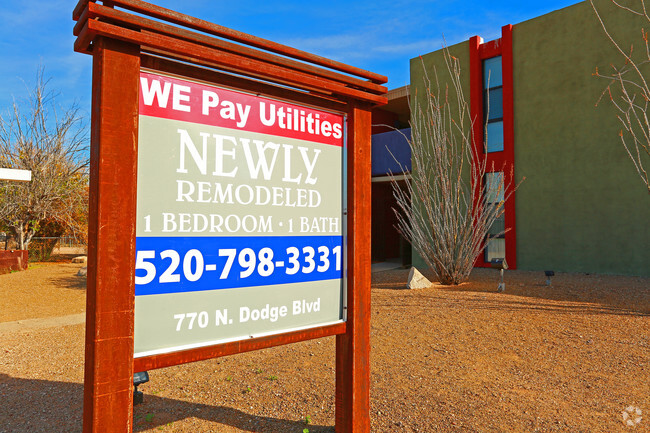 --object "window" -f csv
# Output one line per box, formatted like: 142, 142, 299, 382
485, 238, 505, 263
484, 172, 505, 262
470, 28, 516, 268
483, 56, 503, 153
483, 57, 502, 88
